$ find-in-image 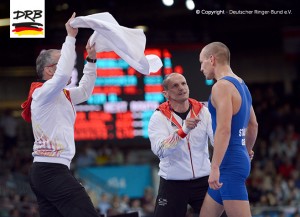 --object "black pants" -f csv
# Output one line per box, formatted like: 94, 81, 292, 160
154, 176, 209, 217
29, 162, 99, 217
